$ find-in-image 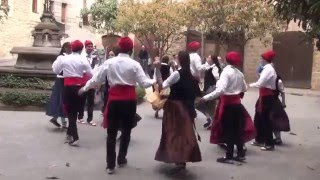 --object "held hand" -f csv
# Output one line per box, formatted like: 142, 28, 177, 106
246, 83, 250, 89
78, 87, 86, 96
153, 58, 161, 69
196, 98, 206, 105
